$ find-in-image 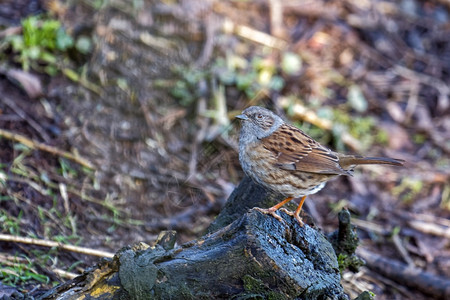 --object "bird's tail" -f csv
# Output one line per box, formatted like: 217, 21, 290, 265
339, 155, 405, 169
